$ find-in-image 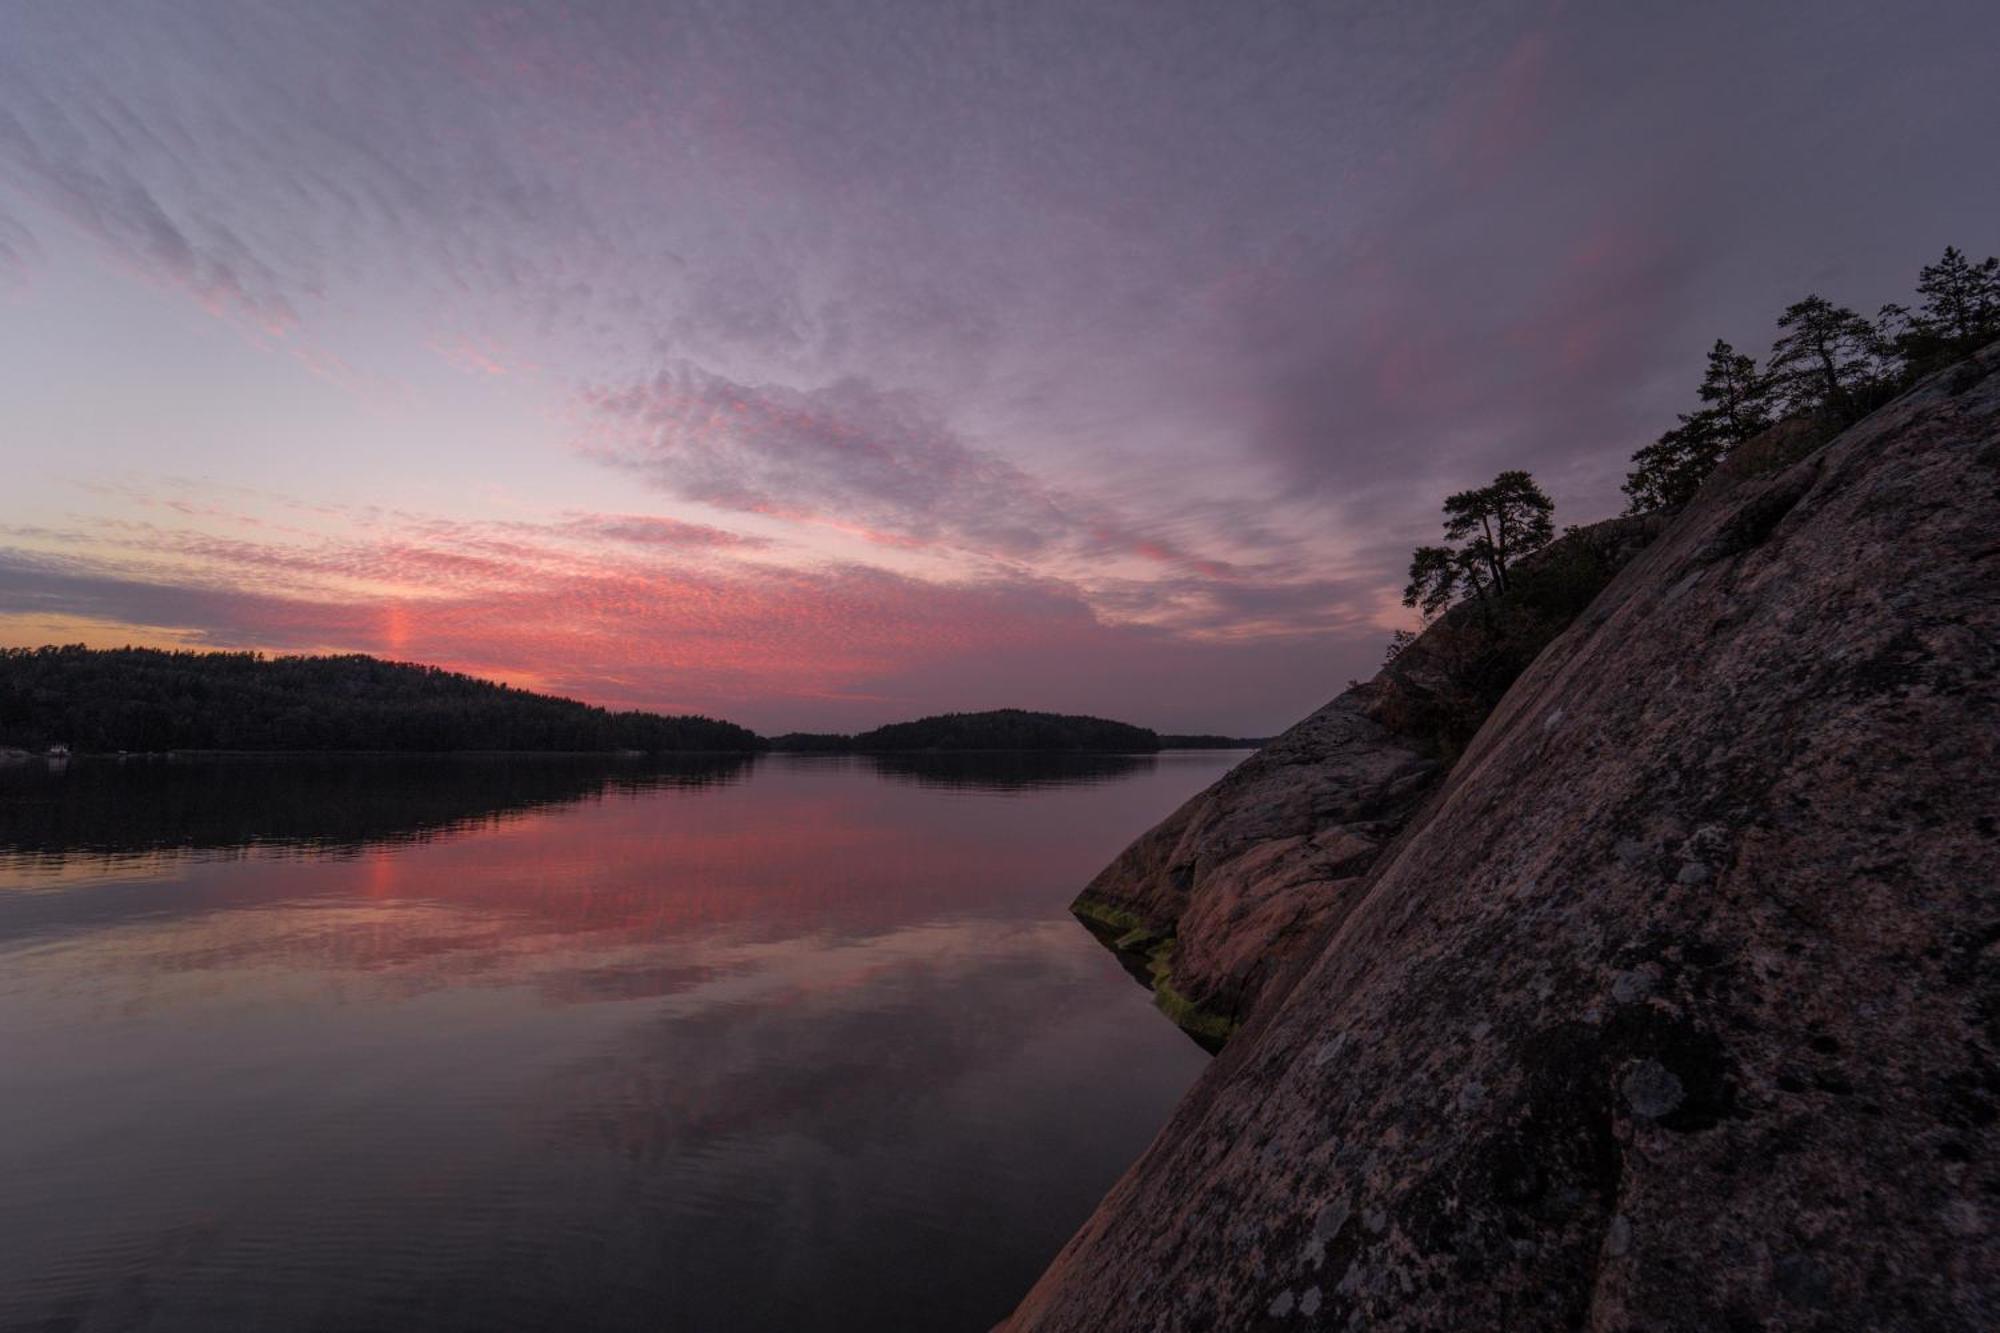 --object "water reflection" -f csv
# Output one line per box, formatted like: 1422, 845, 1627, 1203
861, 750, 1153, 791
0, 750, 1184, 872
762, 749, 1158, 792
0, 751, 1236, 1332
0, 753, 751, 863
